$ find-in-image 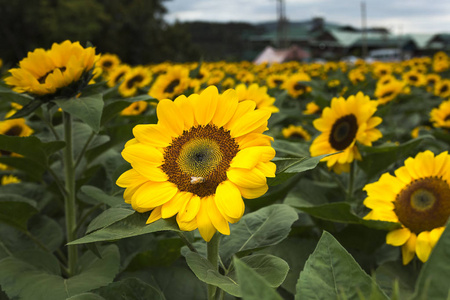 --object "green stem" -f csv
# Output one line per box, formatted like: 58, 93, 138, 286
207, 233, 220, 300
347, 161, 355, 201
62, 112, 78, 276
177, 232, 198, 253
